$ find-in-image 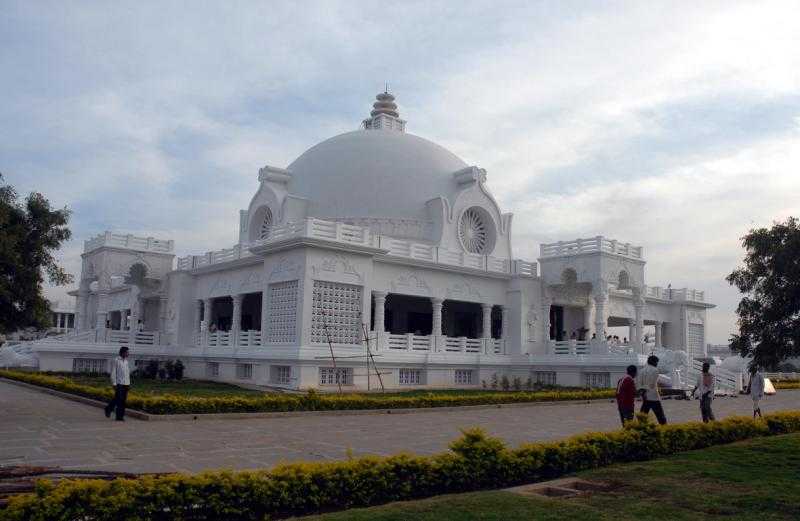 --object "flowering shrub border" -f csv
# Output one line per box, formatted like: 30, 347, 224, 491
2, 411, 799, 520
0, 370, 615, 415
